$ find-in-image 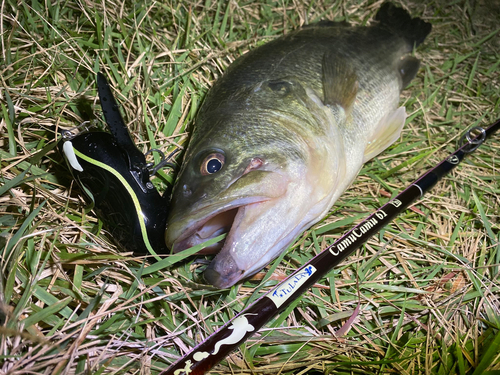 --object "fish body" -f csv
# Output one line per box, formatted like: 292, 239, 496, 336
165, 3, 431, 288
